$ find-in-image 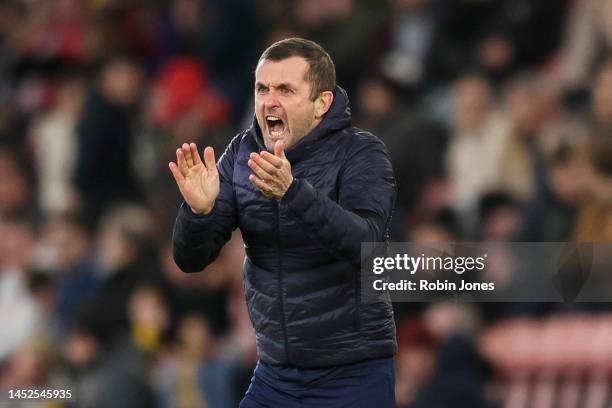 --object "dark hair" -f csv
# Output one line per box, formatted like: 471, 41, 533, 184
478, 191, 519, 221
259, 37, 336, 100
